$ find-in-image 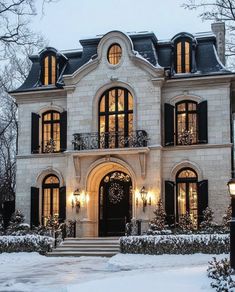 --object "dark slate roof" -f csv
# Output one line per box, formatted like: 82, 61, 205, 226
11, 30, 231, 93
